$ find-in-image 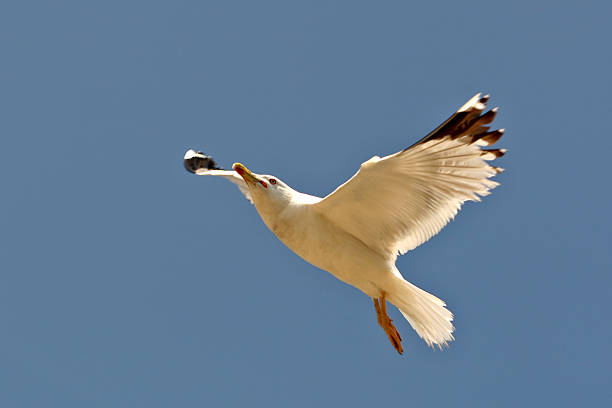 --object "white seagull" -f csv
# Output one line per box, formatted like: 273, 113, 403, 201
184, 93, 506, 353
